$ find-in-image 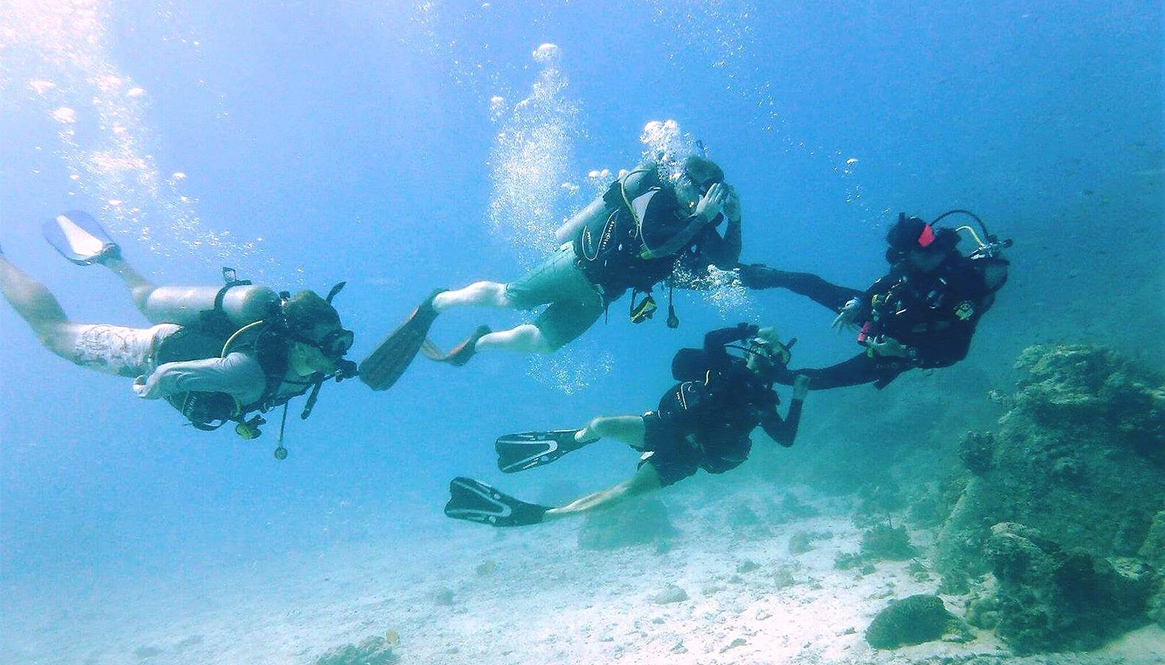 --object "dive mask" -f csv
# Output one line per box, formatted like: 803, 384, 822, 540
296, 327, 355, 360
